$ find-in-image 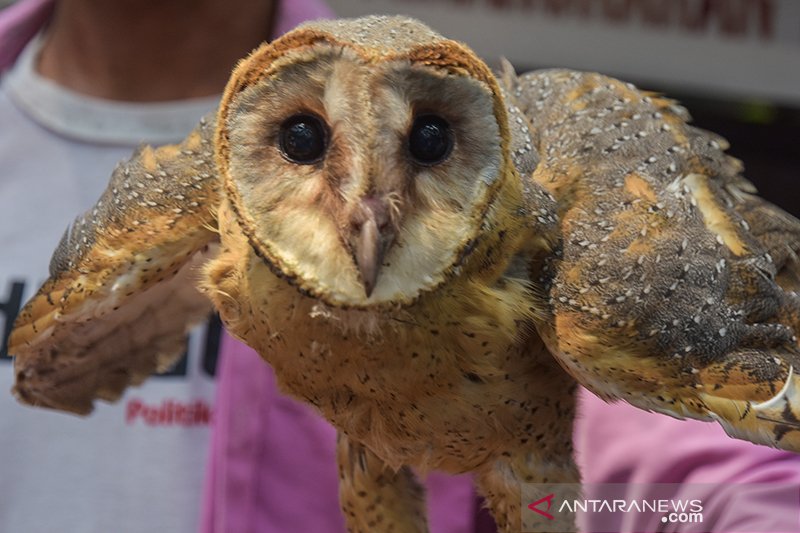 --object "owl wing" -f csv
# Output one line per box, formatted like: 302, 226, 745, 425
503, 67, 800, 450
9, 116, 221, 415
